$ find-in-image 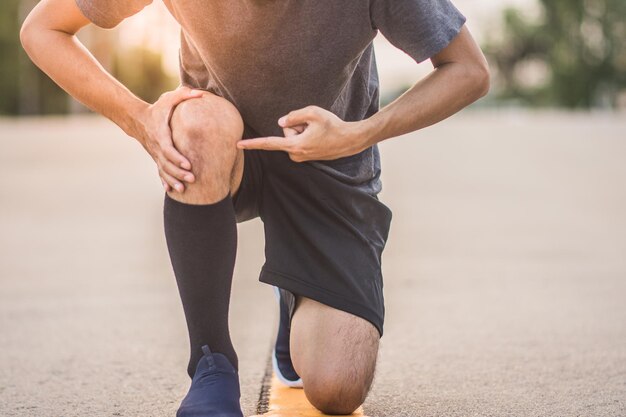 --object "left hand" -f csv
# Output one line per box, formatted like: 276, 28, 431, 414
236, 106, 370, 162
